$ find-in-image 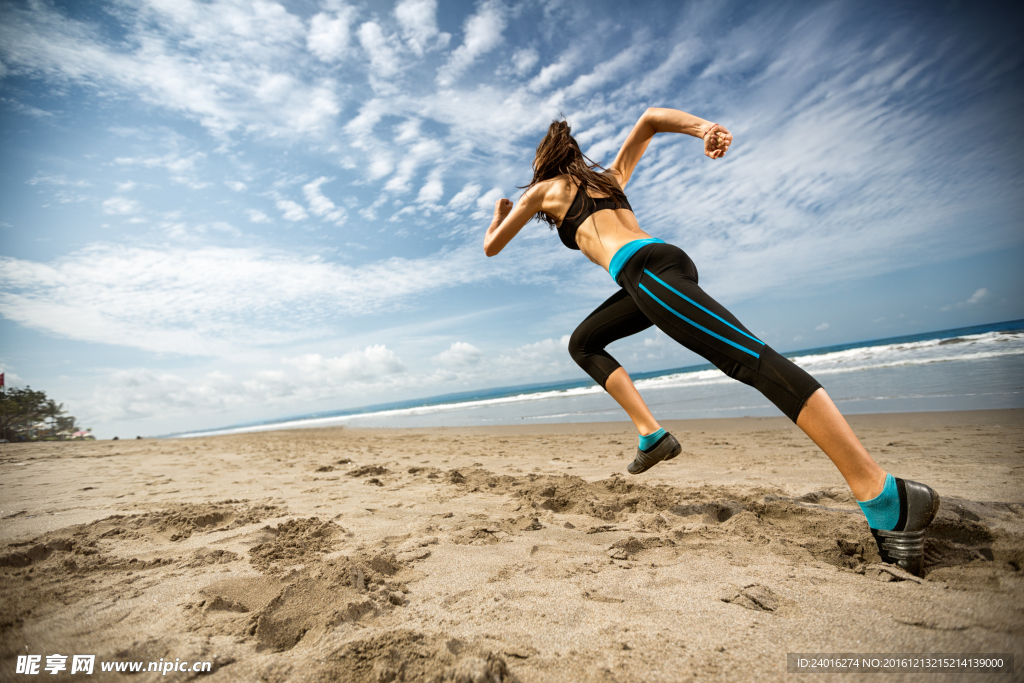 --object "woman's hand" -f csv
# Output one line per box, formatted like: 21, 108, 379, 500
703, 124, 732, 159
484, 190, 544, 257
493, 198, 513, 223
